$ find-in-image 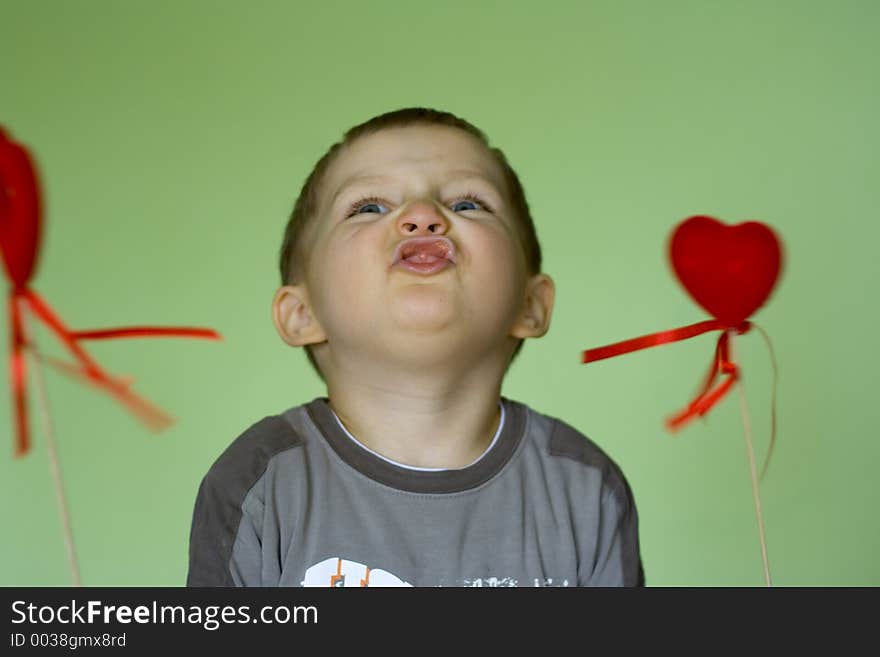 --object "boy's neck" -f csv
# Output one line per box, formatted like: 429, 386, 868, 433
323, 358, 507, 469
